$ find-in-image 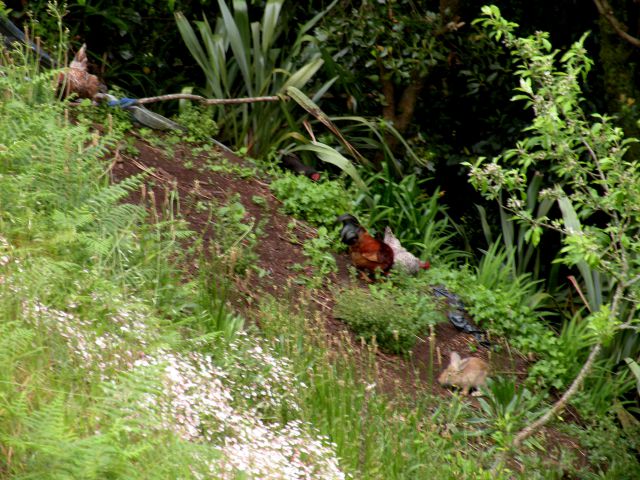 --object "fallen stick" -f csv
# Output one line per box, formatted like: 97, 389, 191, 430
133, 93, 282, 106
